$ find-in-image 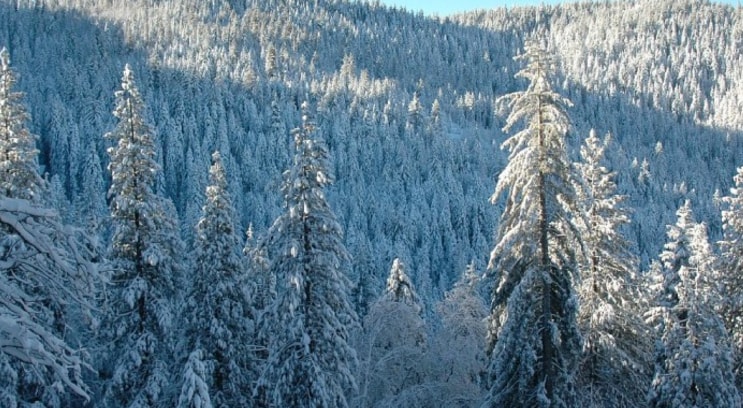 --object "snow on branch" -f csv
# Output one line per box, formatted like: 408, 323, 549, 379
0, 196, 98, 400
